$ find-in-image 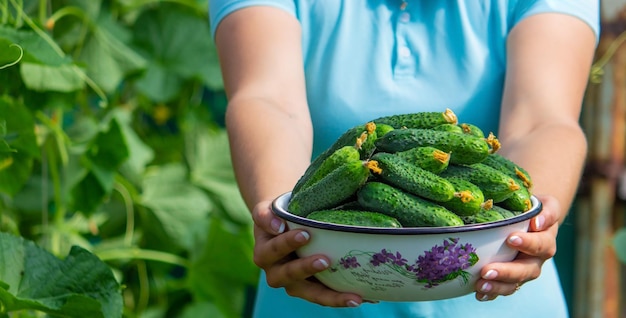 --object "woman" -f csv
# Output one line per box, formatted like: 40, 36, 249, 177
209, 1, 599, 317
